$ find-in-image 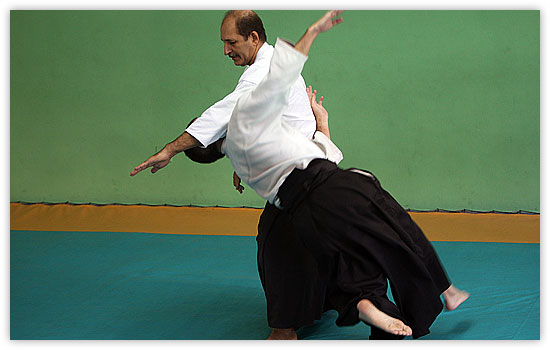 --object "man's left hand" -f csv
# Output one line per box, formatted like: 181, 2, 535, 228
233, 171, 245, 193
